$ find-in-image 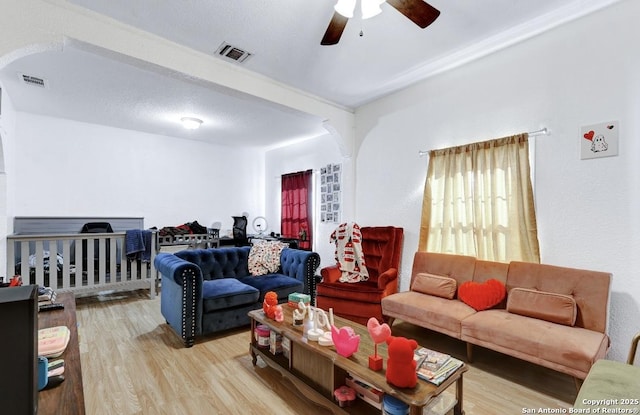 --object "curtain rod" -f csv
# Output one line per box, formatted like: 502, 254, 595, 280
418, 127, 549, 157
274, 169, 321, 179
